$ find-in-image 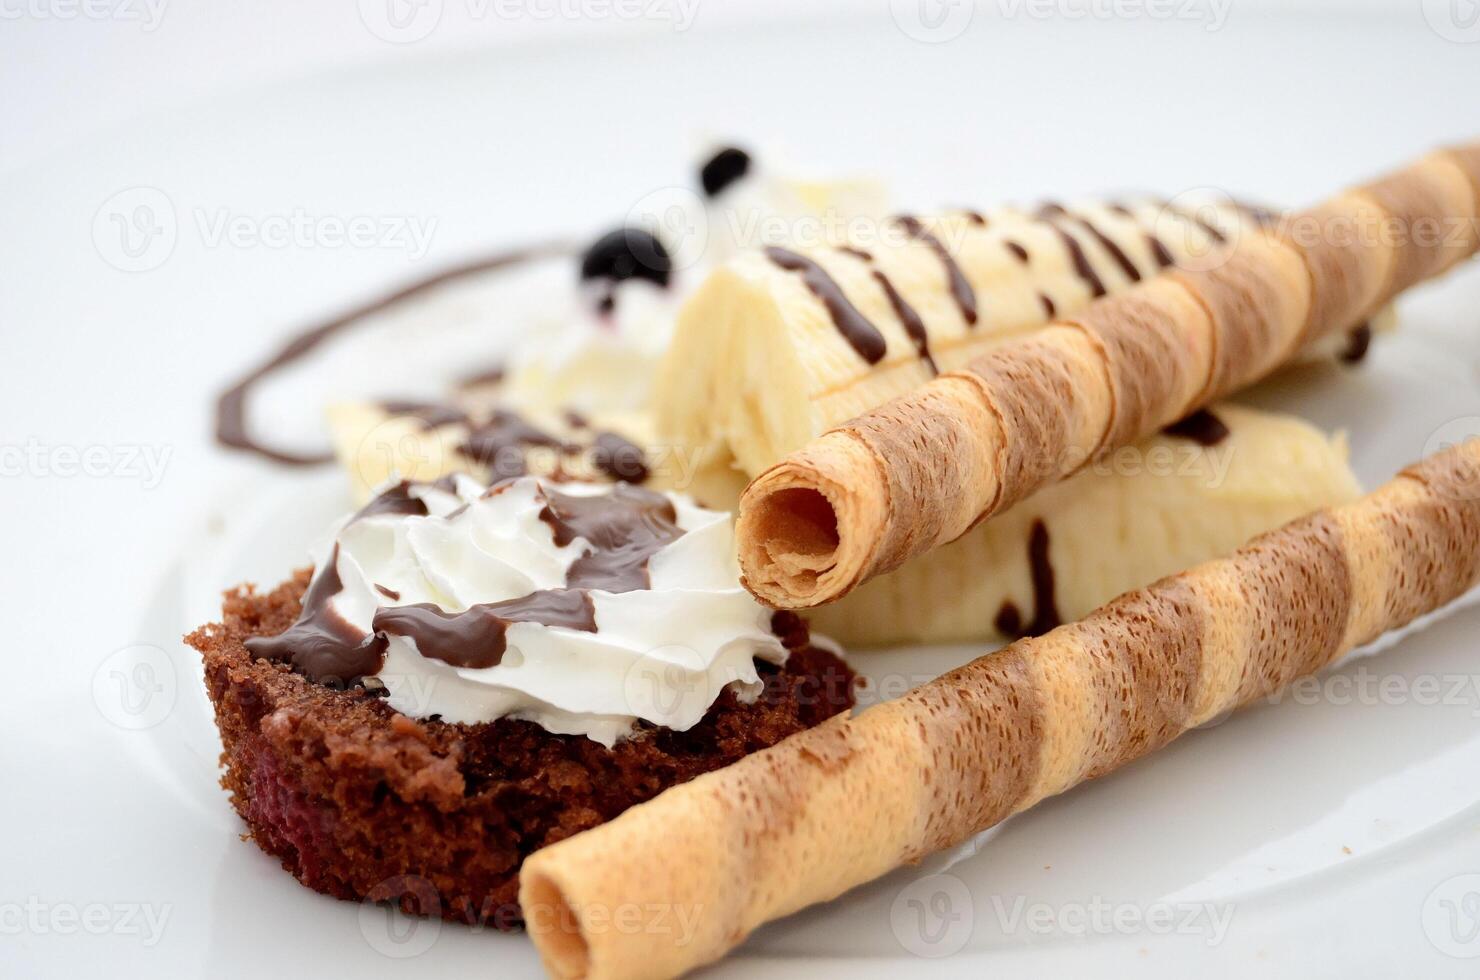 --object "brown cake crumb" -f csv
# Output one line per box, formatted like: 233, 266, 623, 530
186, 570, 855, 929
